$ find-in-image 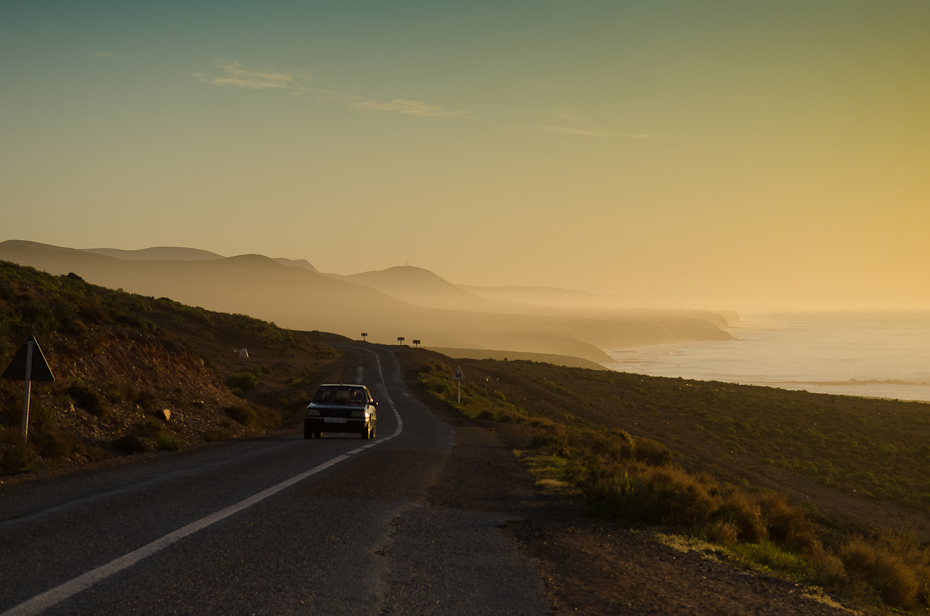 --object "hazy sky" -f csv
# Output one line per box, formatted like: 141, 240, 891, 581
2, 1, 928, 311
